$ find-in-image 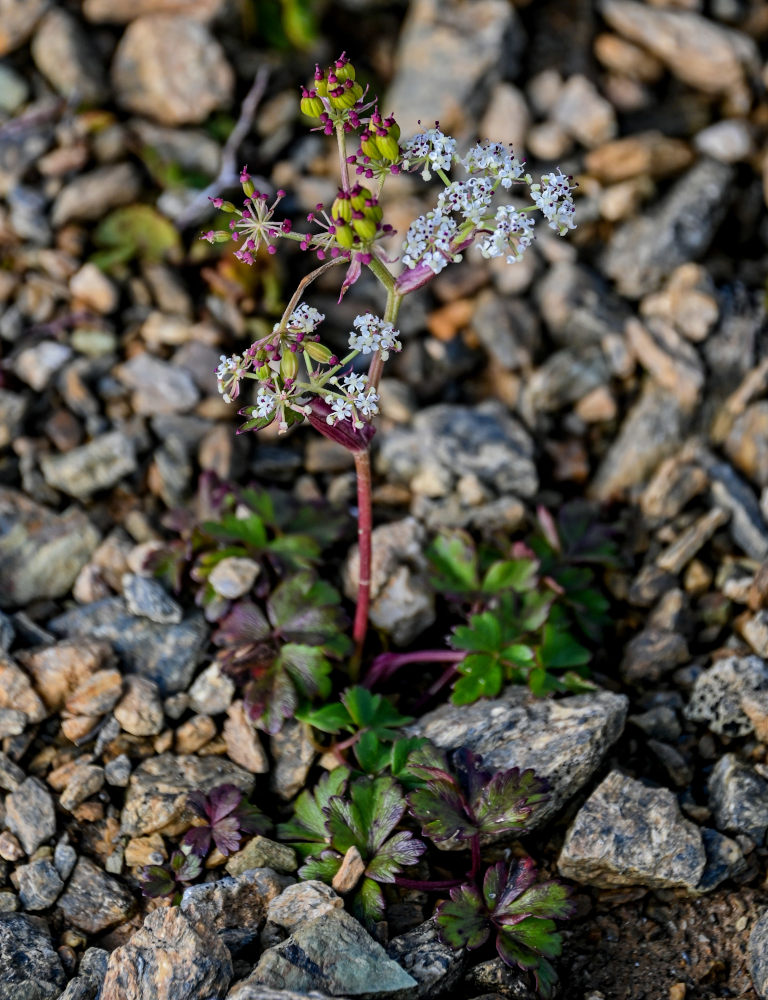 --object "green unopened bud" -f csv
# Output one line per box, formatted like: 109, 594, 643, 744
333, 222, 355, 249
365, 201, 383, 224
300, 95, 324, 118
315, 78, 328, 98
304, 341, 333, 364
255, 363, 271, 381
334, 58, 355, 83
385, 119, 400, 142
349, 186, 372, 212
374, 134, 400, 162
280, 351, 298, 381
242, 178, 255, 198
331, 193, 352, 222
360, 132, 379, 159
351, 216, 377, 241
